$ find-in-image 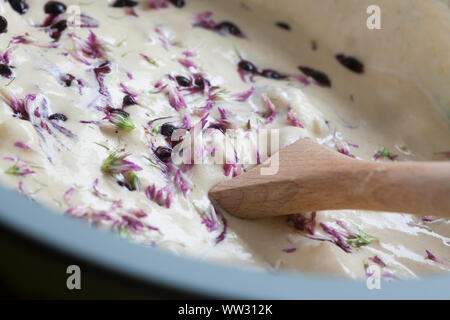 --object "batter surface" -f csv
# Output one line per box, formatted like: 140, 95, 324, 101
0, 0, 449, 279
